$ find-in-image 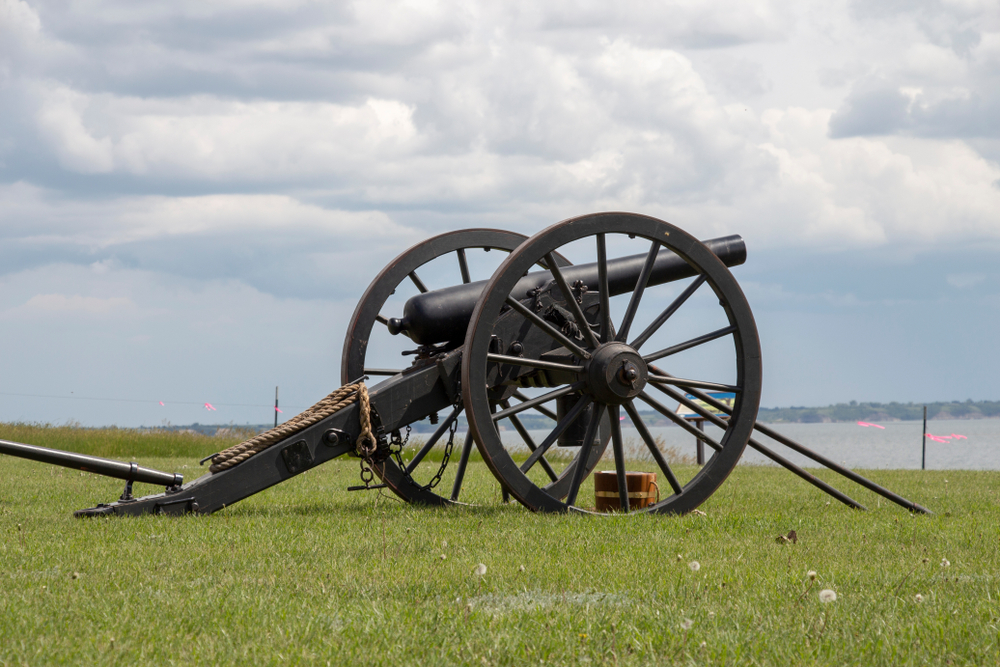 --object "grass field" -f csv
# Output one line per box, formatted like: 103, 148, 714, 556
1, 425, 999, 665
